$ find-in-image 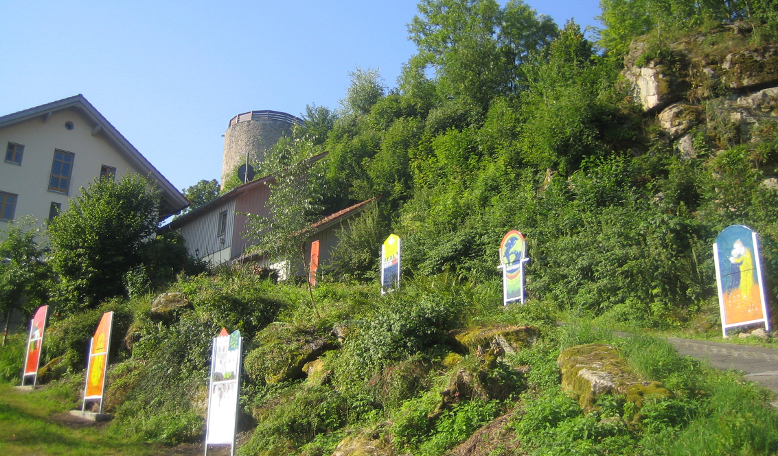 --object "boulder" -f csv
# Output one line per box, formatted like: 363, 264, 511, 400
751, 328, 770, 341
557, 343, 672, 411
243, 324, 338, 385
452, 325, 538, 357
675, 133, 696, 159
658, 103, 702, 139
149, 292, 191, 321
